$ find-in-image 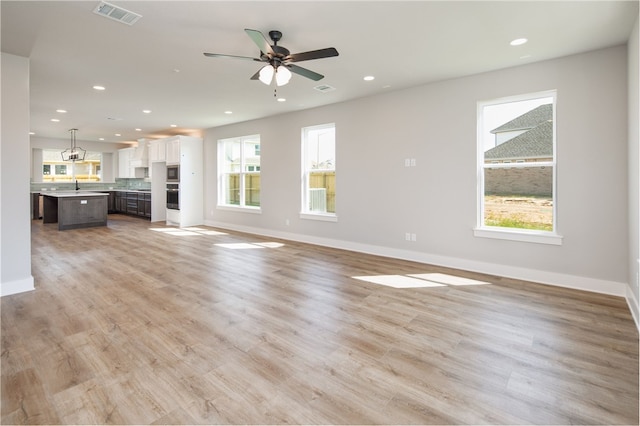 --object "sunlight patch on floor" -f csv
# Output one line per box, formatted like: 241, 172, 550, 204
408, 273, 490, 286
149, 227, 228, 237
214, 242, 285, 250
353, 273, 490, 288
